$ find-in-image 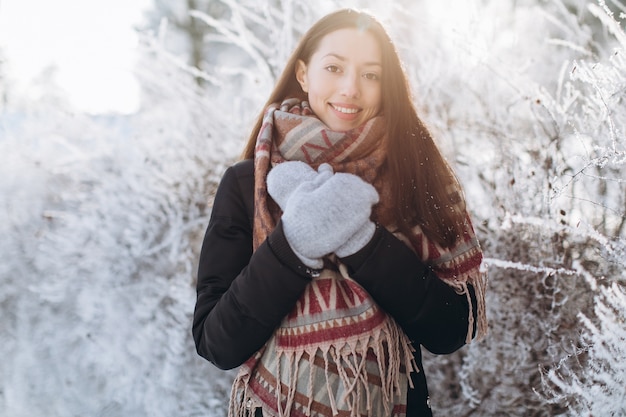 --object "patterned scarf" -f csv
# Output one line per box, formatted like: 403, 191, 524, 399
230, 99, 487, 417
